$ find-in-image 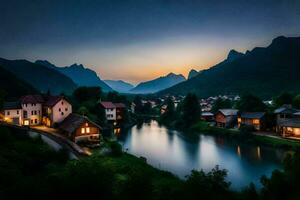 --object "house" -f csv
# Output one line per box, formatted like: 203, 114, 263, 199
42, 96, 72, 127
58, 113, 101, 143
201, 112, 214, 122
274, 105, 300, 137
2, 102, 23, 125
2, 94, 72, 127
238, 112, 265, 131
115, 103, 126, 121
20, 95, 44, 126
215, 109, 238, 128
100, 101, 126, 122
100, 101, 116, 121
